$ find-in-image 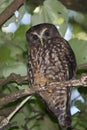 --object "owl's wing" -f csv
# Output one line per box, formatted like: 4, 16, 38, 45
44, 36, 77, 81
64, 39, 77, 79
